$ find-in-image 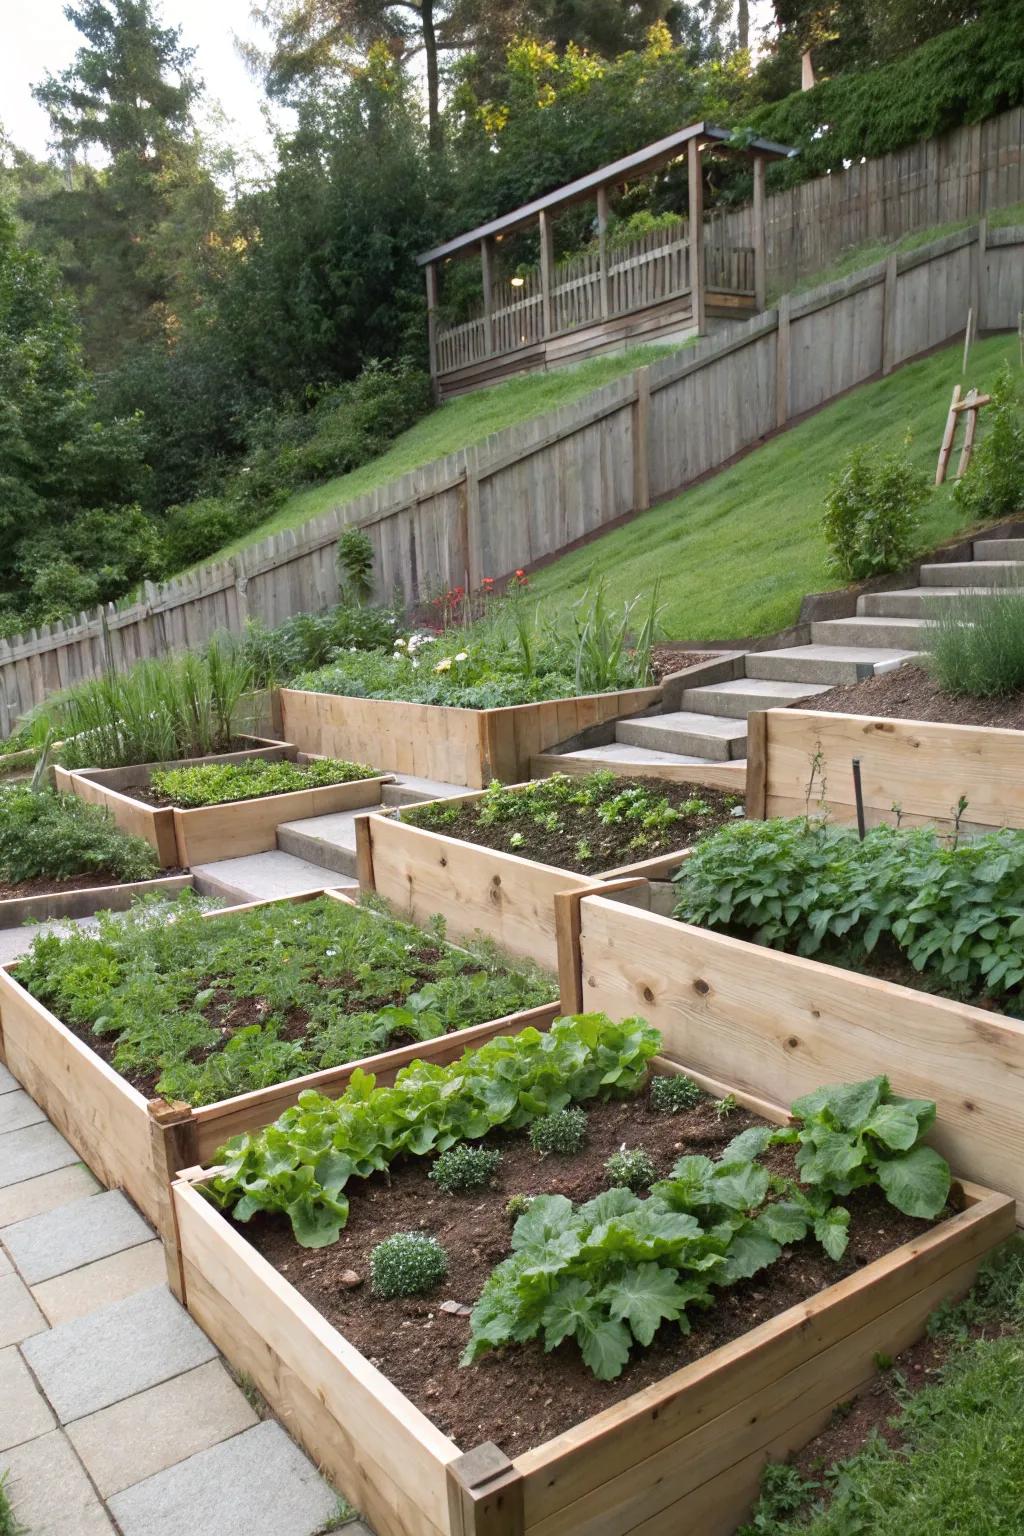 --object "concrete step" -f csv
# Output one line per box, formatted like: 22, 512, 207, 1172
680, 678, 830, 718
809, 615, 932, 649
746, 645, 920, 686
921, 560, 1024, 588
382, 775, 470, 806
191, 851, 357, 905
616, 711, 747, 761
974, 537, 1024, 560
276, 810, 360, 877
535, 742, 728, 769
857, 585, 992, 618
